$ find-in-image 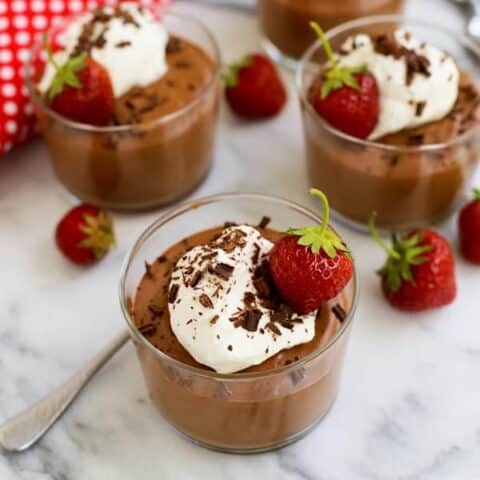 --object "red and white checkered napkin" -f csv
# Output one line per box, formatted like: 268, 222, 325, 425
0, 0, 171, 156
